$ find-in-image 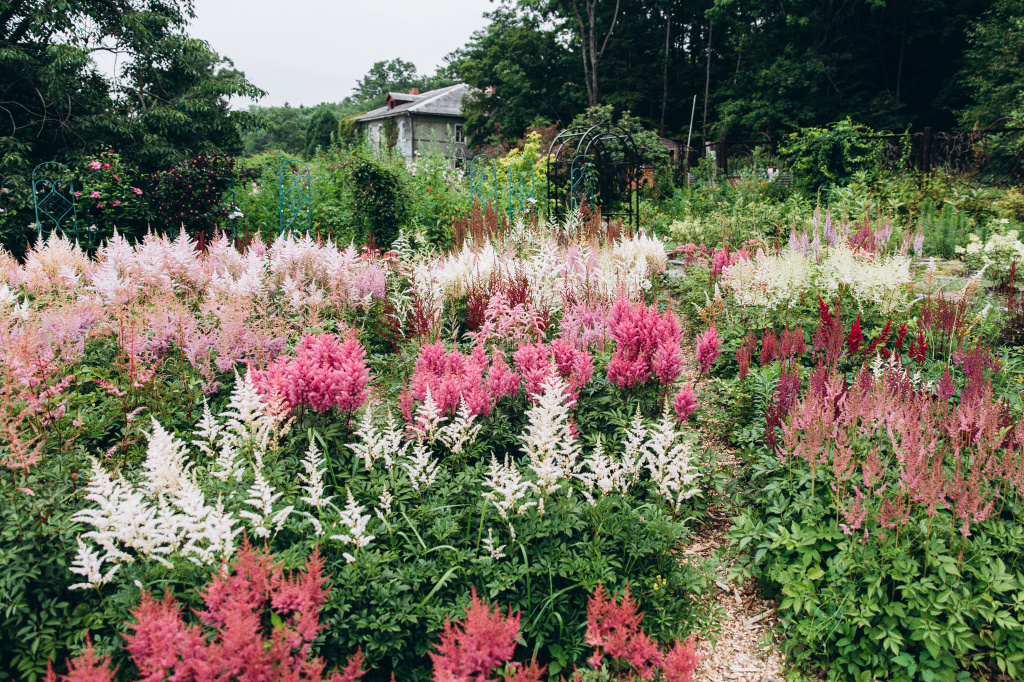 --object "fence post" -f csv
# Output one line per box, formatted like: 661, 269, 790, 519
921, 126, 932, 174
